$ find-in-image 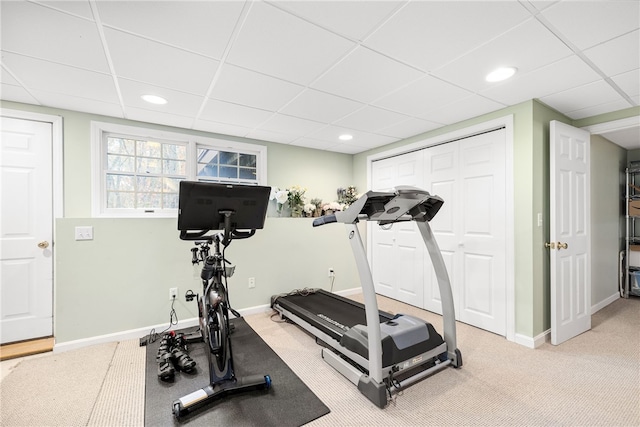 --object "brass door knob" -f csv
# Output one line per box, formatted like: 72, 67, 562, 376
557, 242, 568, 250
37, 241, 49, 249
545, 242, 555, 249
